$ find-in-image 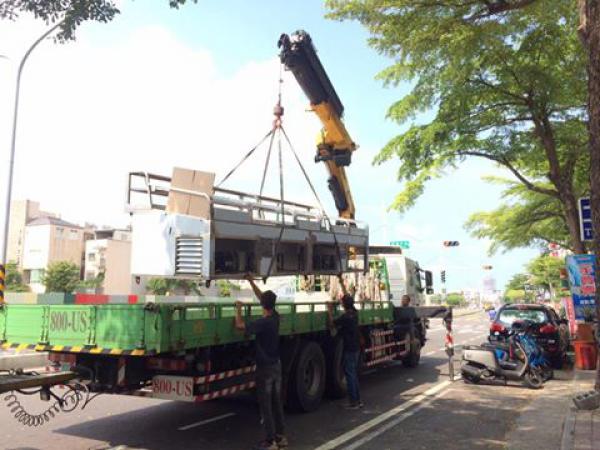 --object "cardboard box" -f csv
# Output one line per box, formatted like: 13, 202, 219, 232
166, 167, 215, 219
